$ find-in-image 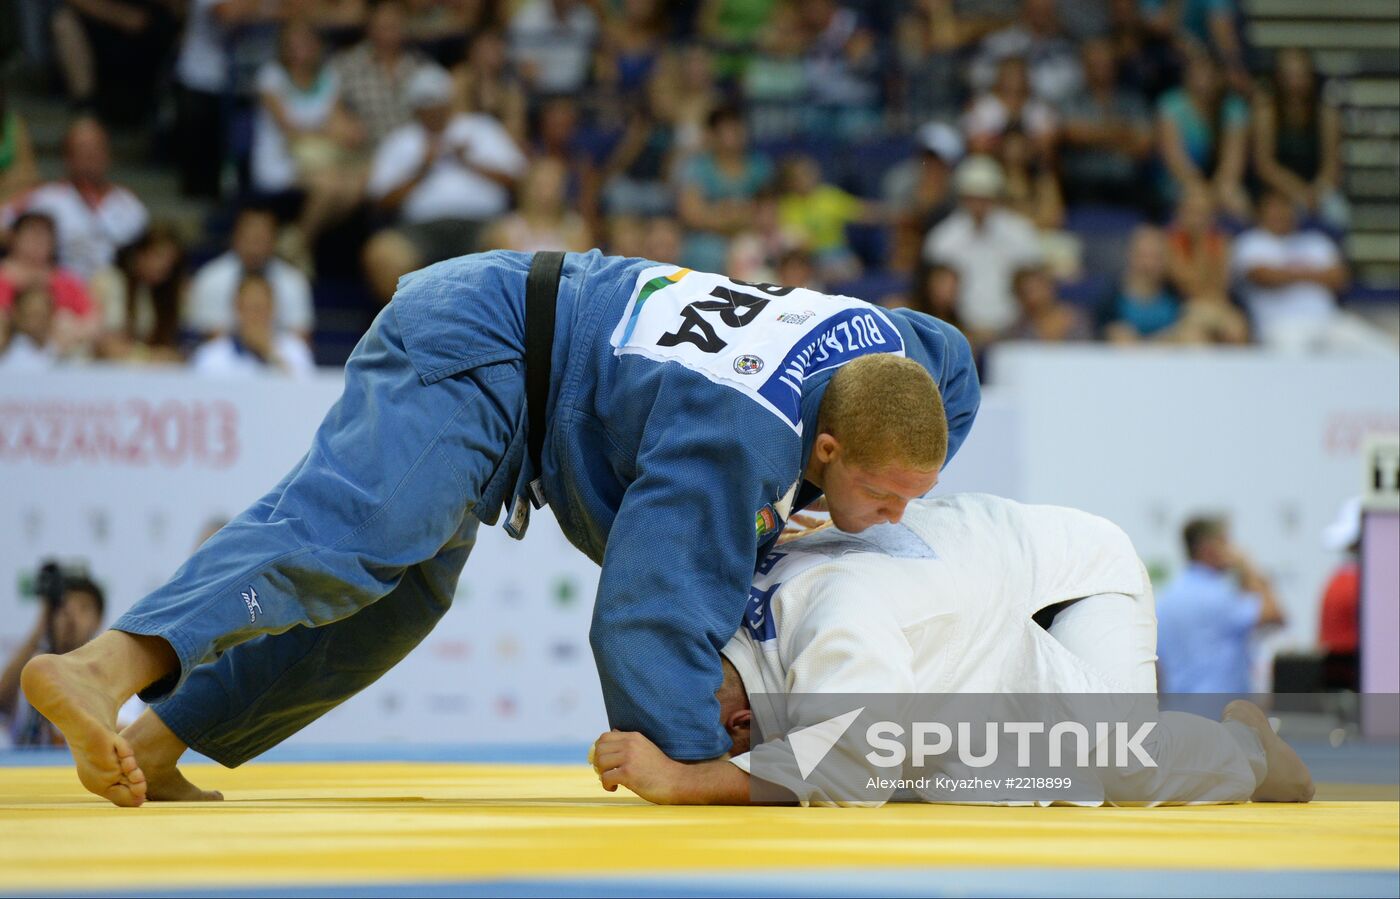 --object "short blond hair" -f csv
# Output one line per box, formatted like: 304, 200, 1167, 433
817, 354, 947, 471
